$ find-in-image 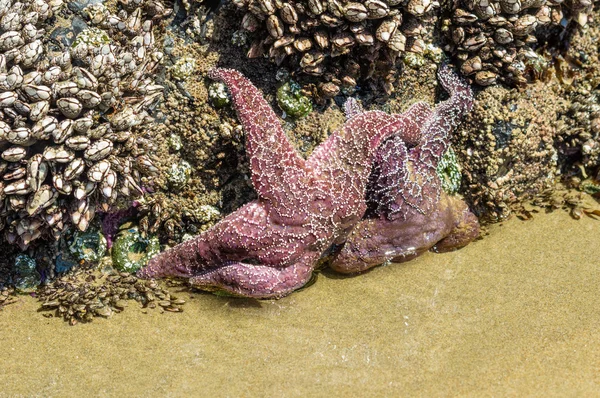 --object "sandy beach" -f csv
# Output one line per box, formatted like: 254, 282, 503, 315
1, 210, 599, 397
